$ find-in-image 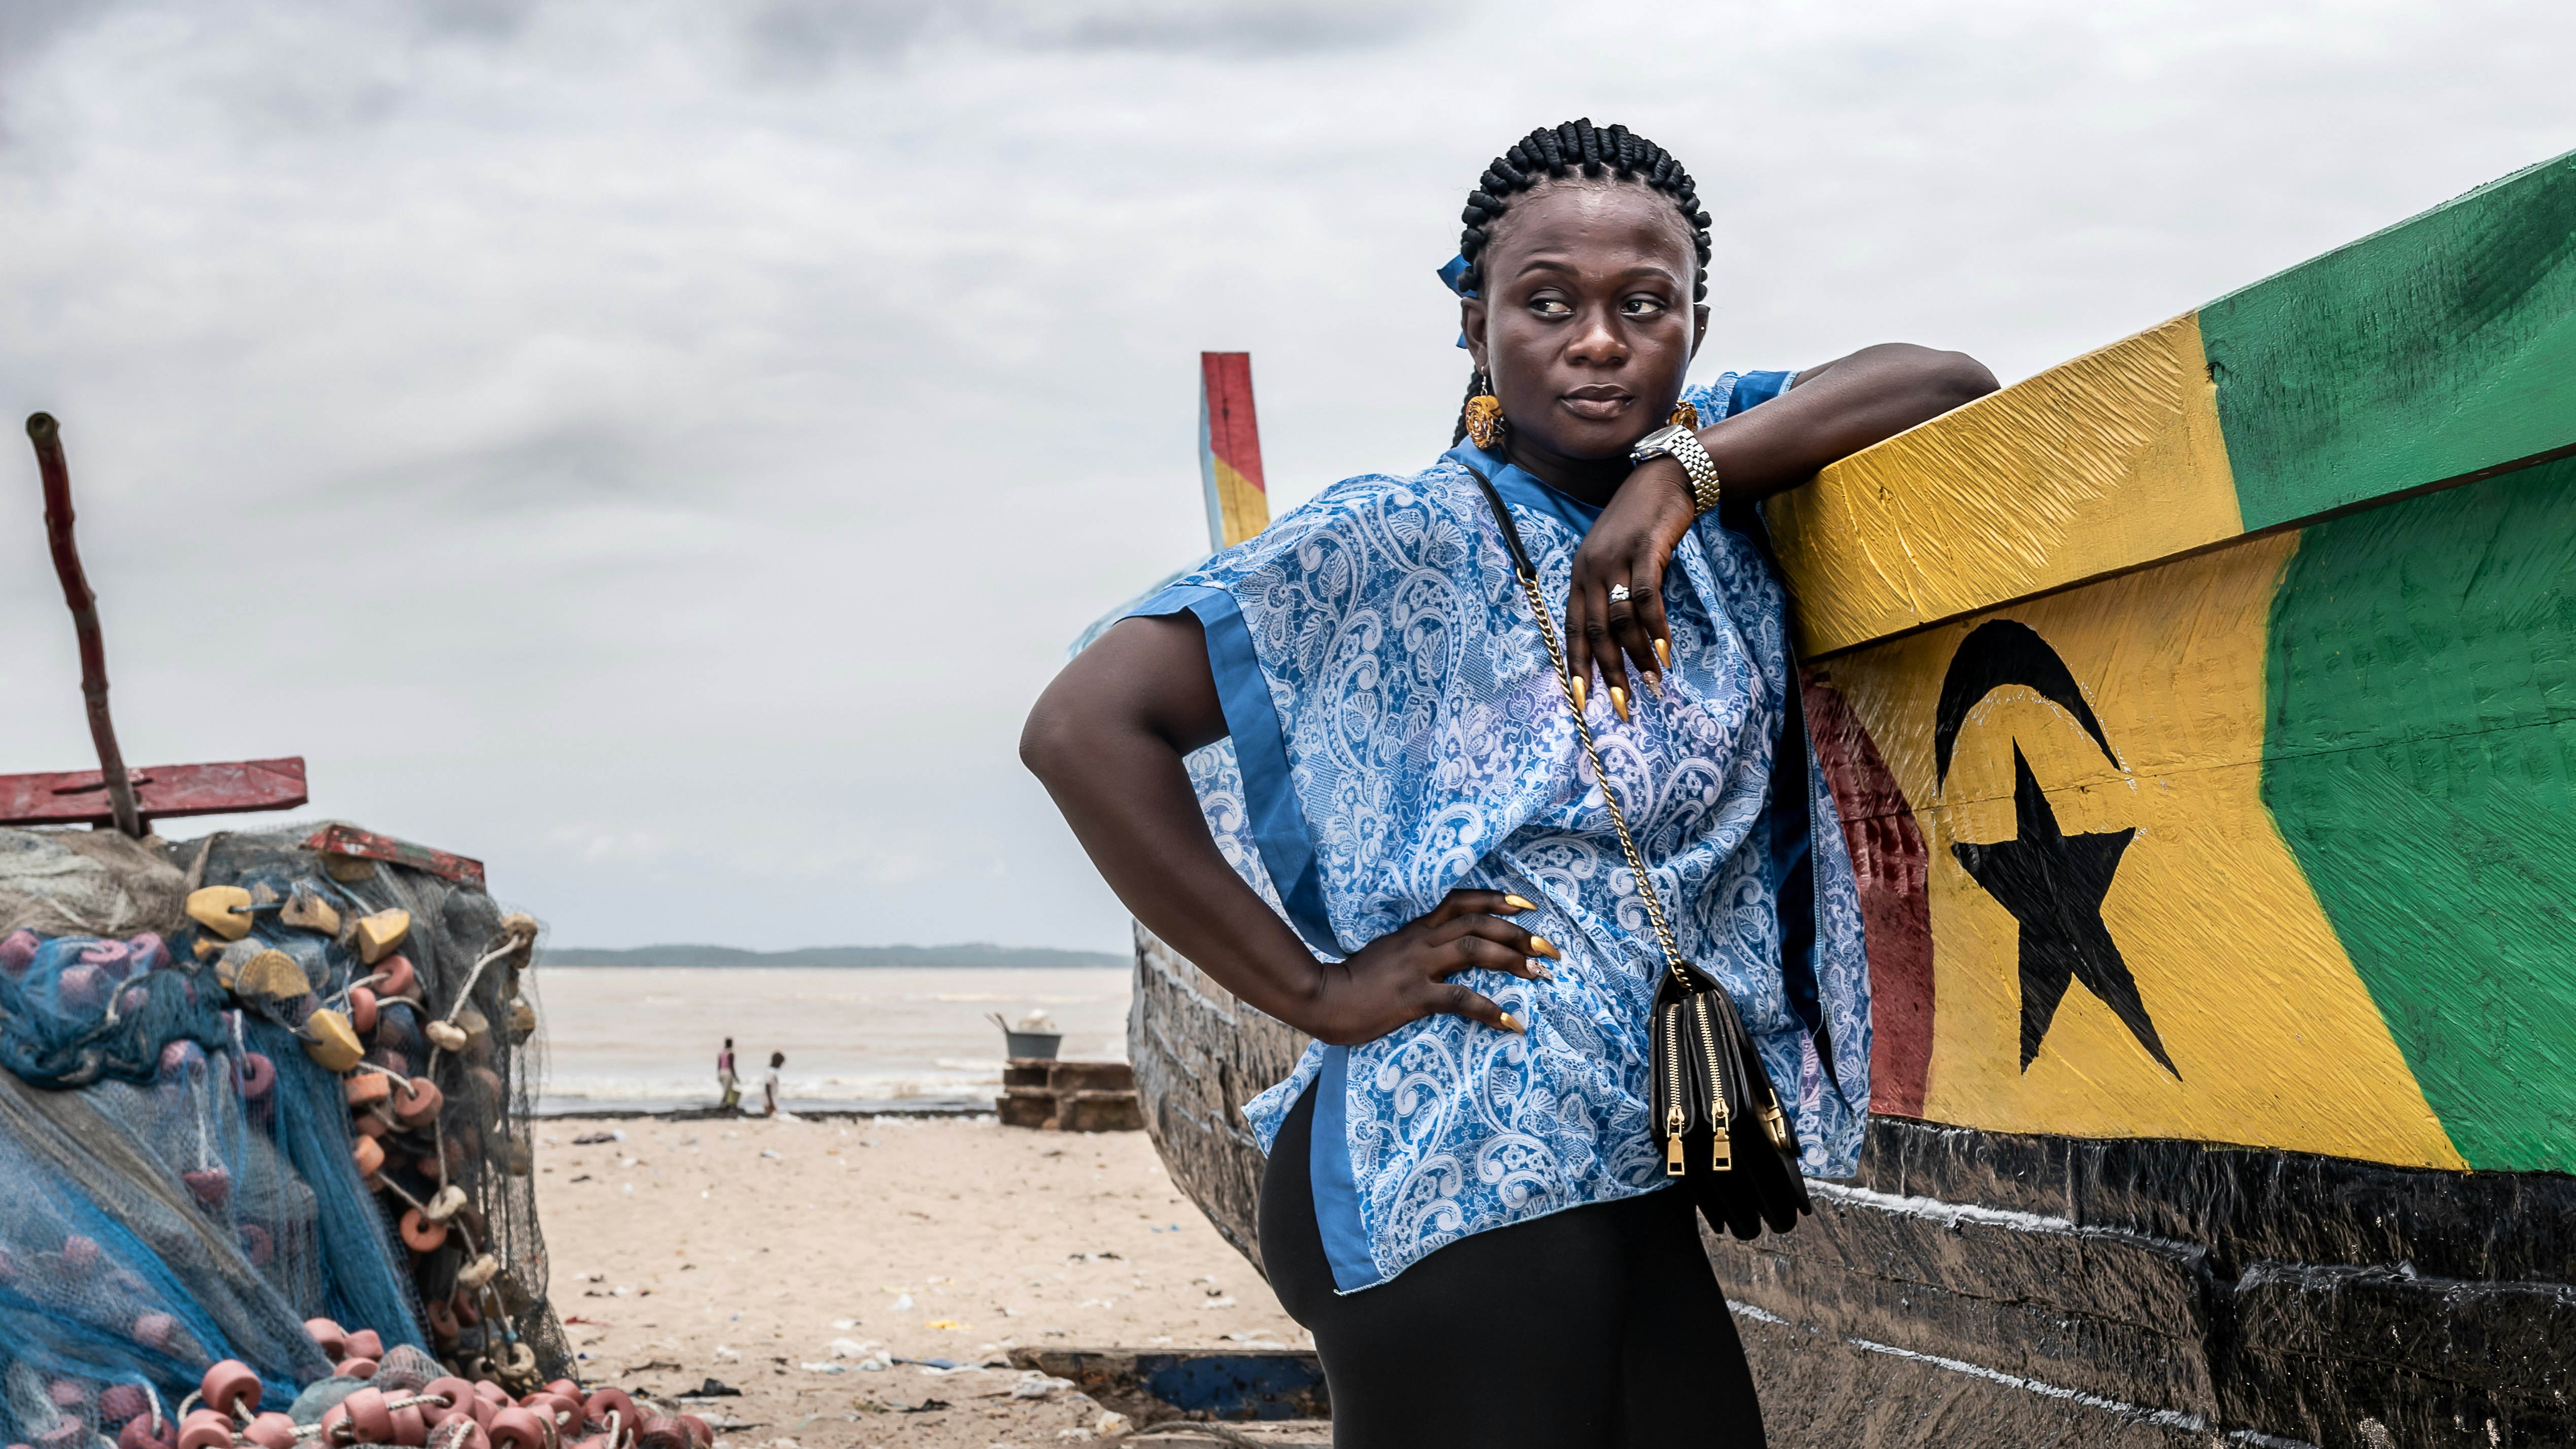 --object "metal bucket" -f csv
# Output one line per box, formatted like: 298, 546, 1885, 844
1004, 1029, 1062, 1059
990, 1013, 1062, 1060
